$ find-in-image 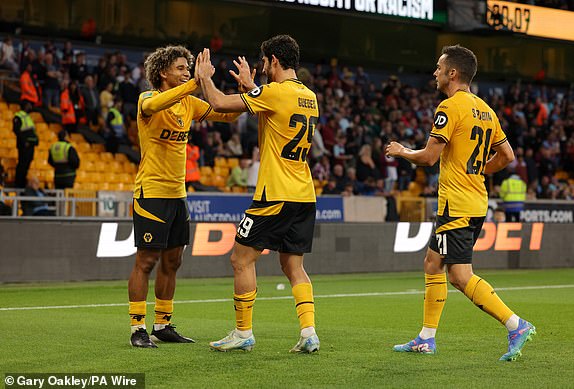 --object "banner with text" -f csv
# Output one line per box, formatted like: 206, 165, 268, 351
186, 194, 344, 223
